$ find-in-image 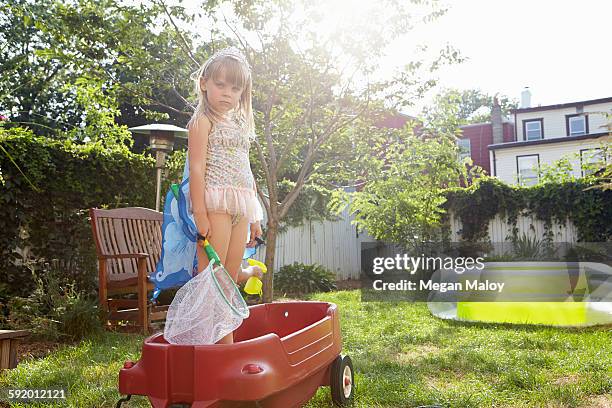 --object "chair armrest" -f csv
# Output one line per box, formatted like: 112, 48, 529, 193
100, 253, 149, 260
